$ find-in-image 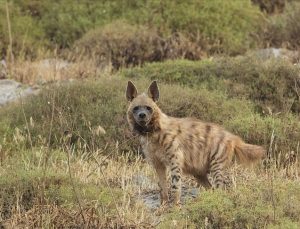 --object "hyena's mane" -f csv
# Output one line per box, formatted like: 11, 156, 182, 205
127, 104, 161, 136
